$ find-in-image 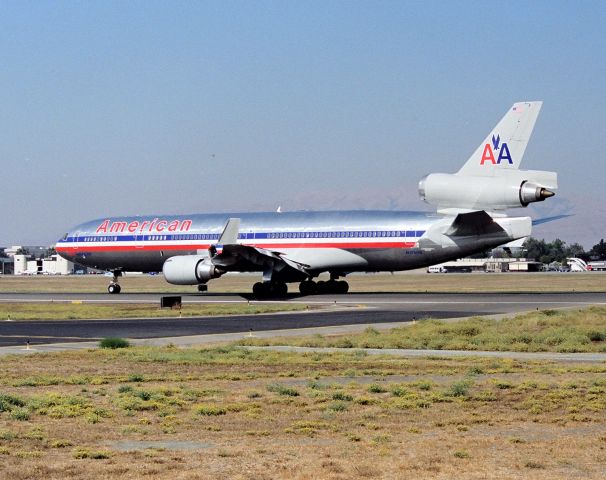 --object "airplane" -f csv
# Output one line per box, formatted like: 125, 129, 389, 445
56, 101, 558, 296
